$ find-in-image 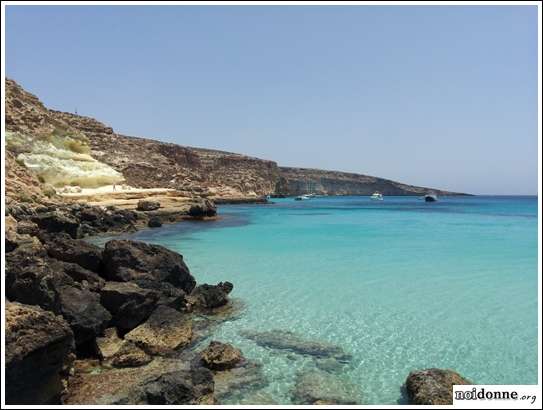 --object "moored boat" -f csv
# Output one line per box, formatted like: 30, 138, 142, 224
370, 192, 383, 201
